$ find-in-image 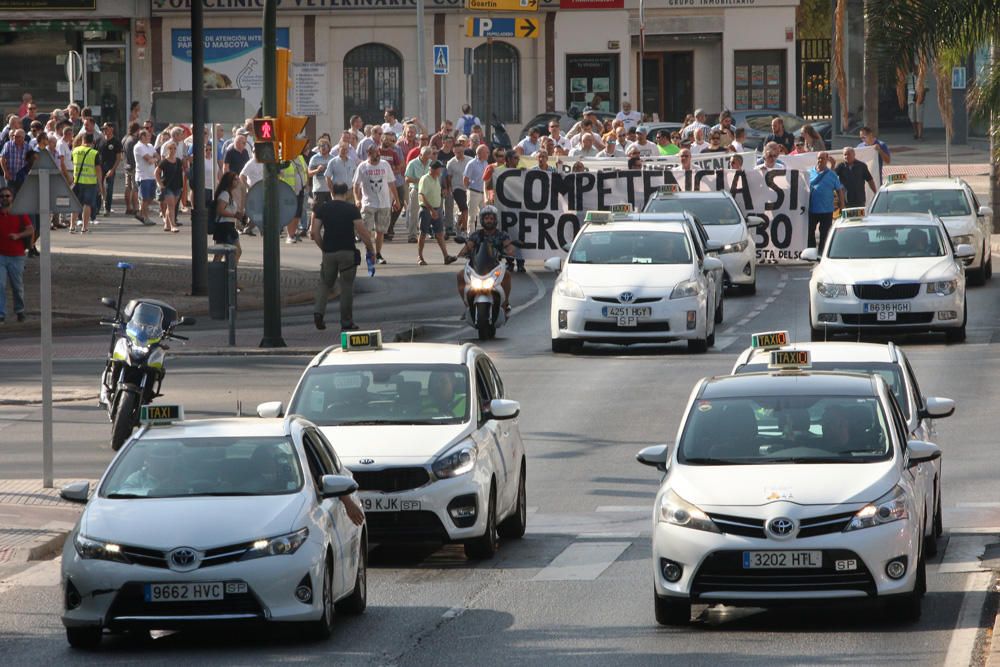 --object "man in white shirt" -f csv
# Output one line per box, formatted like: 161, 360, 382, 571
516, 127, 542, 156
324, 141, 358, 192
625, 128, 658, 157
133, 129, 159, 224
446, 143, 470, 234
689, 127, 709, 155
381, 108, 405, 138
547, 121, 572, 156
595, 137, 624, 159
568, 133, 599, 158
615, 101, 642, 127
353, 143, 399, 260
682, 108, 711, 141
